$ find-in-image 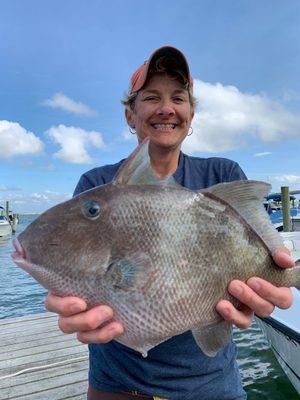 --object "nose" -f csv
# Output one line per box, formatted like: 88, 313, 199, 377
156, 100, 175, 116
